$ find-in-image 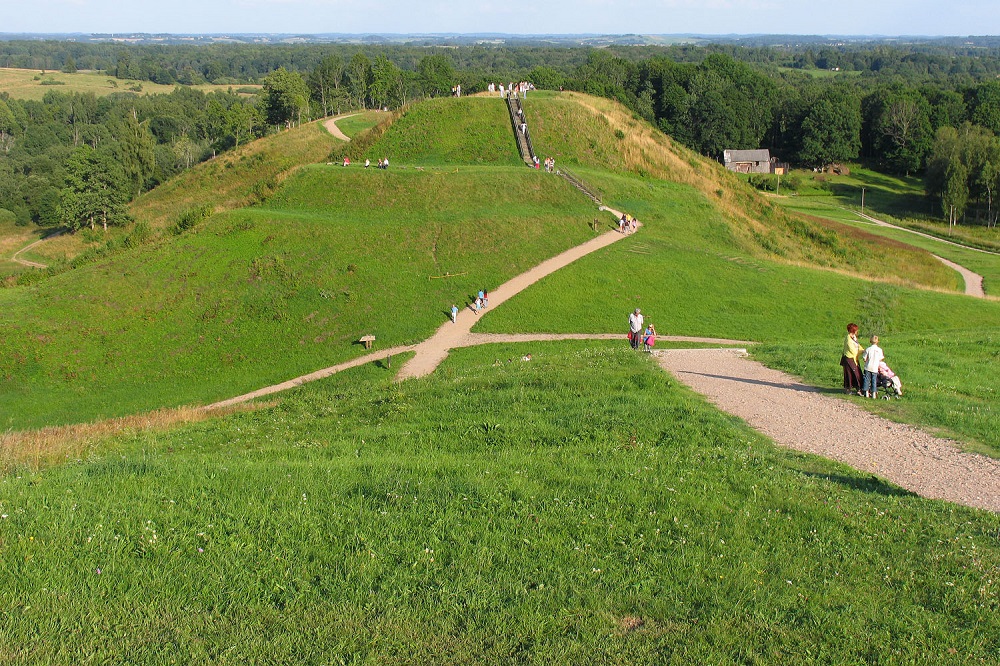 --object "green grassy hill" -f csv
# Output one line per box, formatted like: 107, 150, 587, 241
1, 164, 597, 430
4, 92, 1000, 662
346, 97, 521, 166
